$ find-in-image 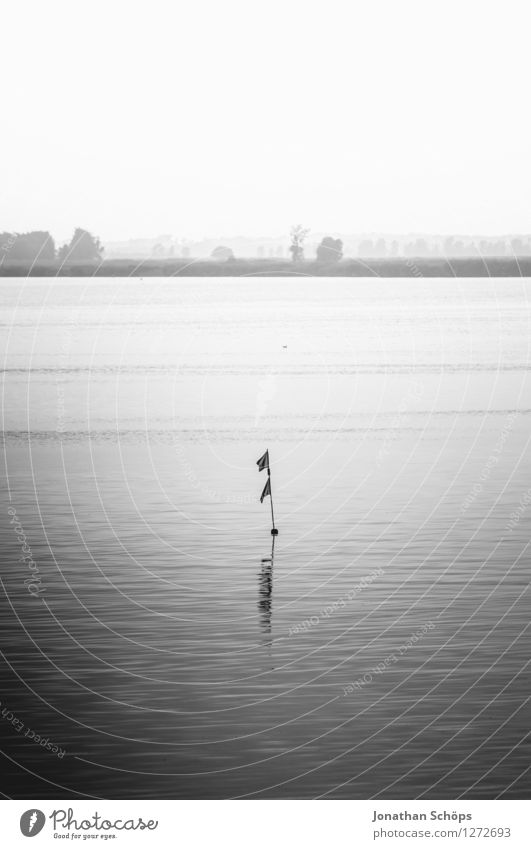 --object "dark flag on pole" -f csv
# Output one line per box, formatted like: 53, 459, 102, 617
260, 477, 271, 503
257, 448, 278, 534
257, 450, 269, 472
